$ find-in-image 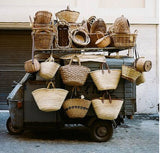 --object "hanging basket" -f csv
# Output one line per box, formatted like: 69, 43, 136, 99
55, 6, 80, 23
122, 65, 141, 82
92, 98, 123, 120
60, 56, 90, 86
32, 82, 68, 112
90, 63, 121, 91
24, 59, 40, 73
39, 54, 60, 80
63, 98, 91, 118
